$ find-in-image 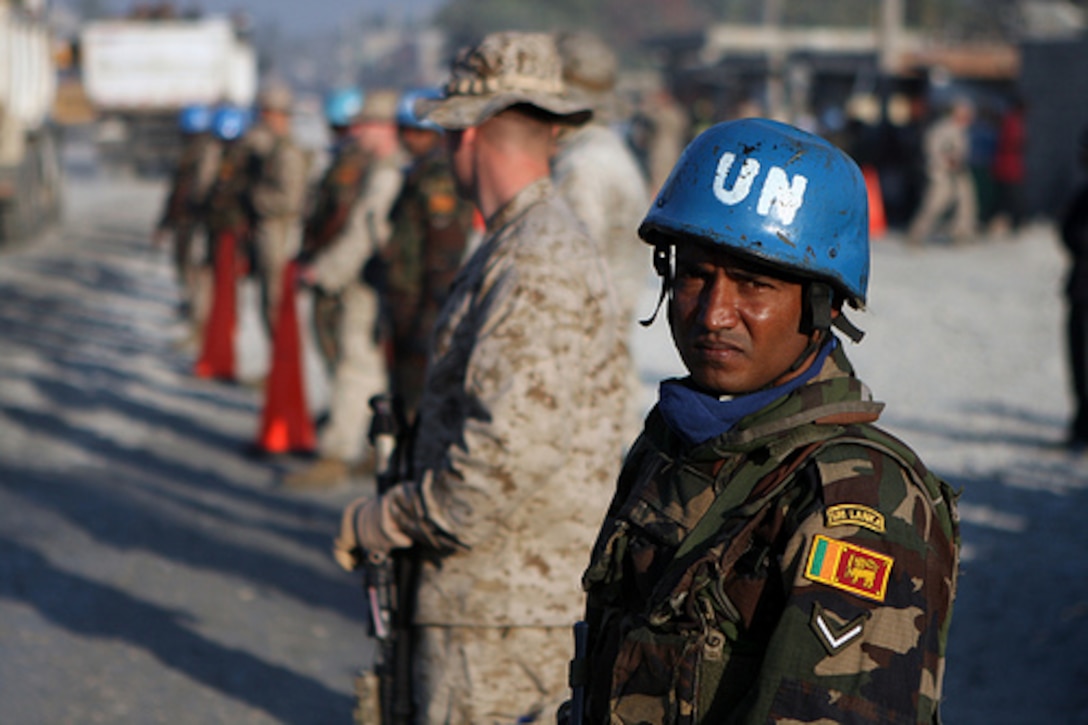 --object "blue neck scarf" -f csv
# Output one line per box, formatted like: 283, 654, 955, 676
658, 339, 836, 446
